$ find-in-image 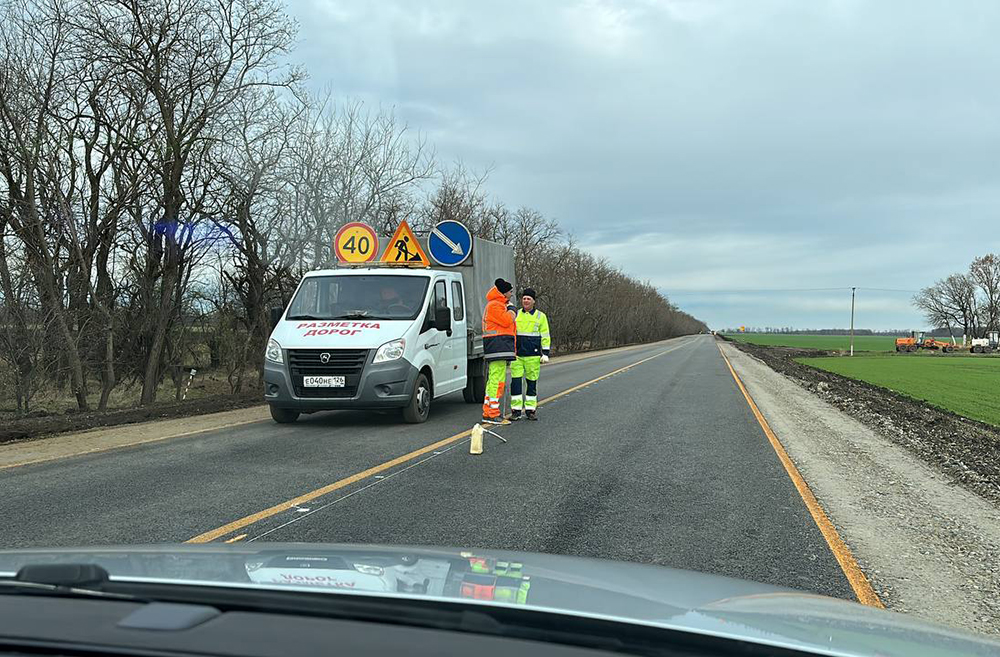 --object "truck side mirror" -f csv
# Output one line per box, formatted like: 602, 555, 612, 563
269, 306, 284, 327
434, 306, 452, 334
